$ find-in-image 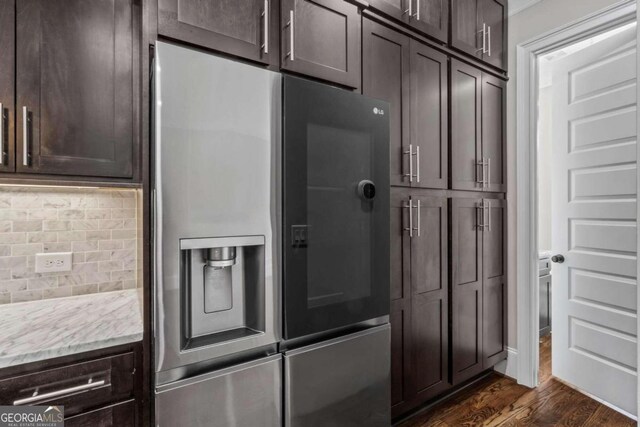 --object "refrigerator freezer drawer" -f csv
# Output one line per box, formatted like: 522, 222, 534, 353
284, 324, 391, 427
155, 355, 282, 427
